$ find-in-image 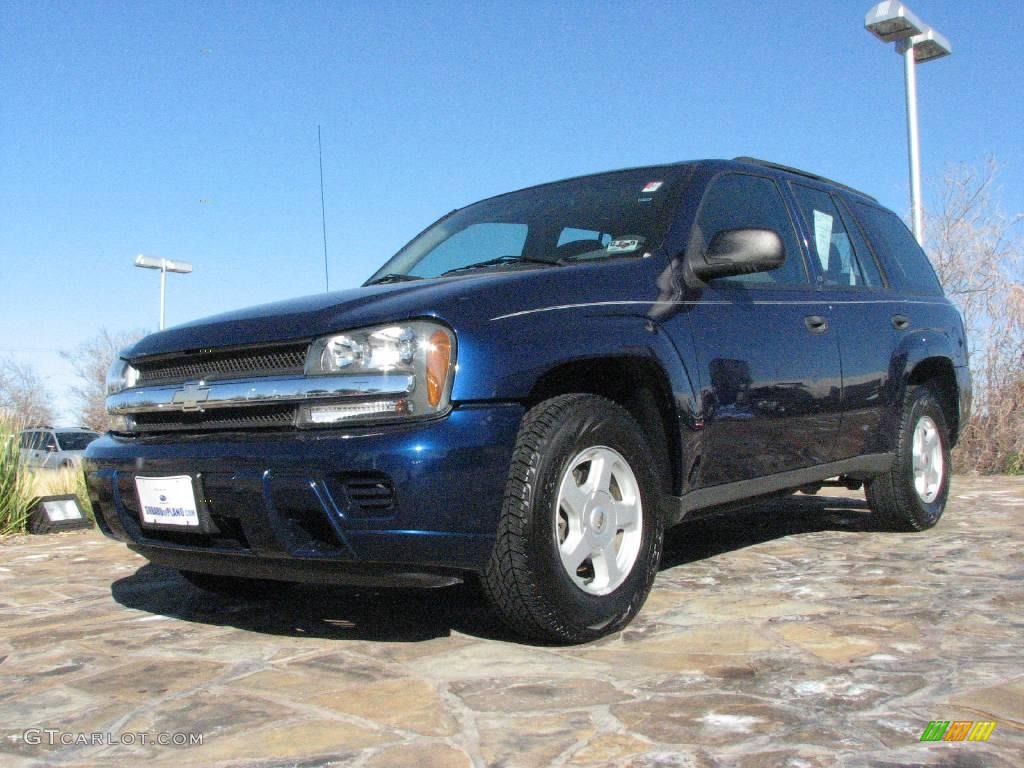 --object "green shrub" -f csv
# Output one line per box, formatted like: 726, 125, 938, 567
1008, 453, 1024, 476
0, 416, 37, 536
